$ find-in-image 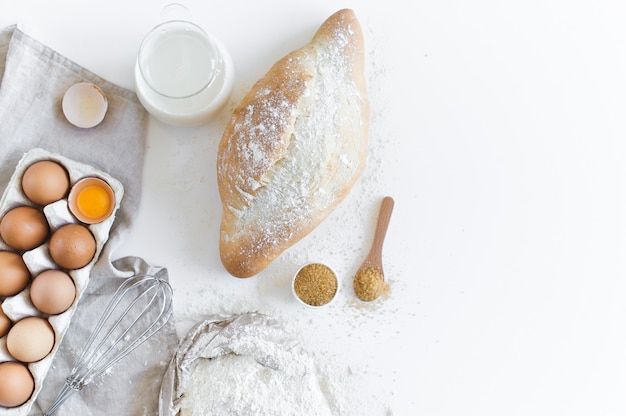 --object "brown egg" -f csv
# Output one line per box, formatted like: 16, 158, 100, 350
0, 206, 49, 251
0, 304, 11, 337
21, 160, 70, 206
49, 224, 96, 269
0, 251, 31, 296
30, 269, 76, 315
6, 316, 55, 363
0, 361, 34, 407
